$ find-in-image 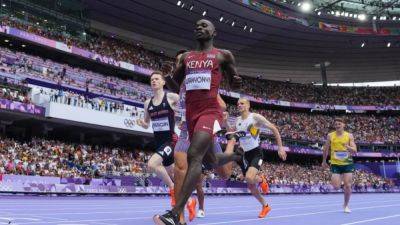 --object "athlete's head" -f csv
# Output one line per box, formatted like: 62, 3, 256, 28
150, 71, 165, 90
237, 98, 250, 113
195, 19, 216, 41
334, 118, 345, 131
